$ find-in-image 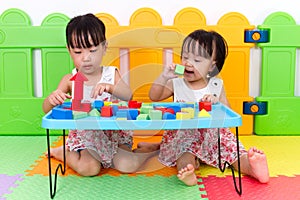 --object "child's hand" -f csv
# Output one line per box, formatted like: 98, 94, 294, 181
162, 63, 178, 80
90, 83, 111, 99
48, 90, 71, 106
201, 94, 219, 104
